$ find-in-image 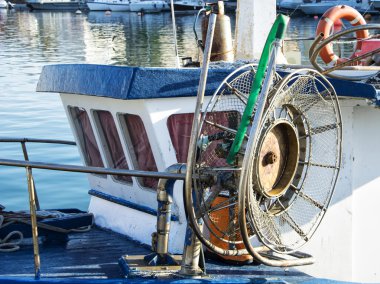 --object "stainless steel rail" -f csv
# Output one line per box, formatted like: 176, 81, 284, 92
0, 137, 186, 279
0, 137, 76, 145
0, 158, 186, 180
